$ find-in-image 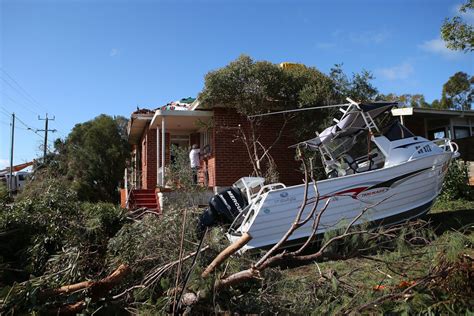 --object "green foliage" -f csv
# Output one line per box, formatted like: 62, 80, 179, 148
0, 181, 10, 204
439, 160, 472, 201
330, 63, 378, 102
42, 114, 129, 203
199, 54, 336, 116
441, 0, 474, 52
377, 93, 430, 108
166, 144, 199, 191
441, 71, 473, 110
0, 179, 127, 290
